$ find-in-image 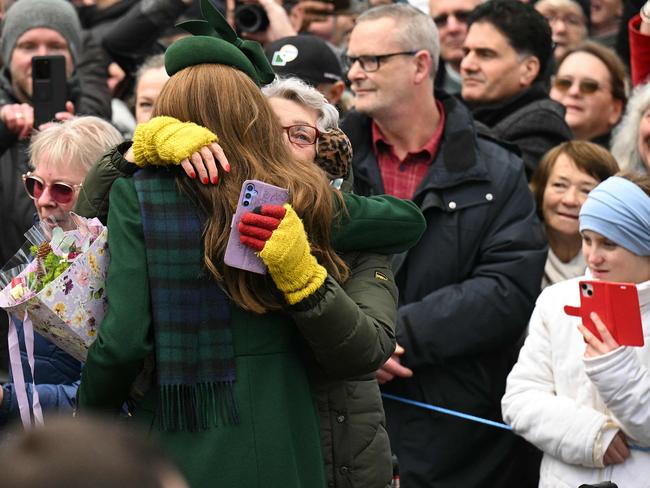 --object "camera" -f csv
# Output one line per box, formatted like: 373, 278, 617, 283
235, 3, 269, 33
